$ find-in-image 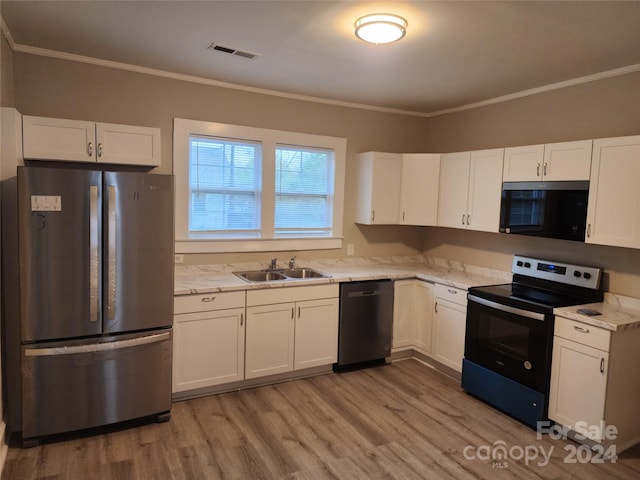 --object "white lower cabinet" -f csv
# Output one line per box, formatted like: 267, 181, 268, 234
432, 284, 467, 372
549, 316, 640, 453
173, 291, 246, 393
392, 279, 434, 353
246, 302, 296, 379
245, 284, 339, 380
